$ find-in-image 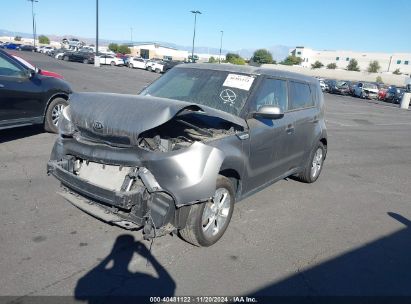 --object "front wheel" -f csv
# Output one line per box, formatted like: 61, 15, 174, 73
63, 56, 69, 61
179, 176, 234, 247
147, 66, 152, 72
128, 63, 133, 68
44, 98, 68, 133
155, 68, 161, 73
83, 59, 89, 64
110, 61, 116, 66
295, 142, 326, 183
